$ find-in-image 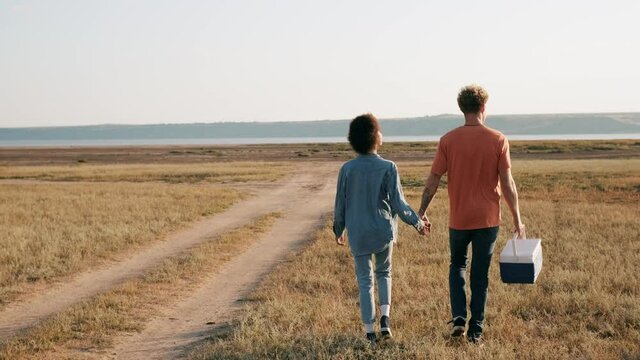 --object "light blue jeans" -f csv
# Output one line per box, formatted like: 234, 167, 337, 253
354, 243, 392, 325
